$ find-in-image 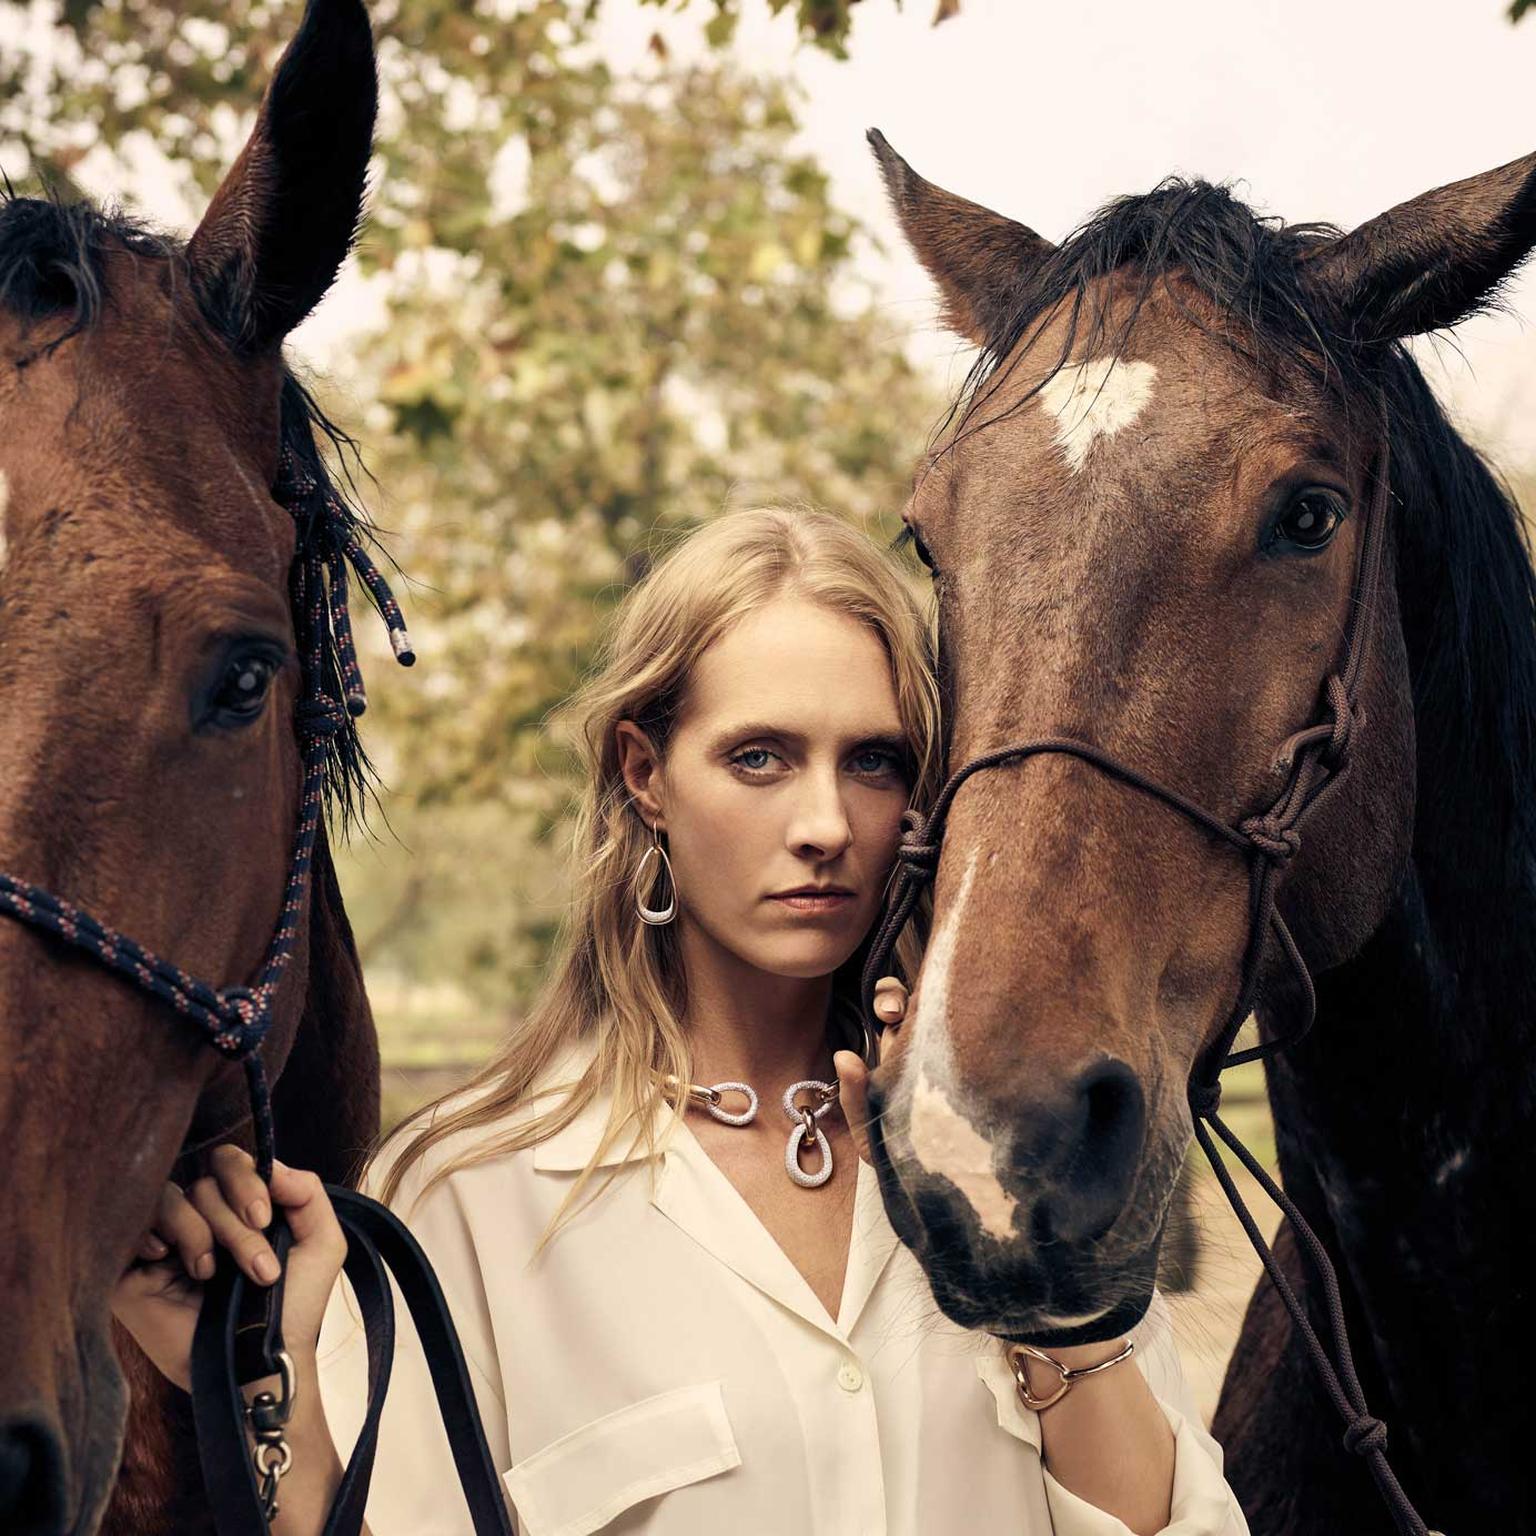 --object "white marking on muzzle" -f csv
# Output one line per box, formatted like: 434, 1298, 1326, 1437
905, 848, 1021, 1243
1036, 356, 1157, 472
1034, 1304, 1114, 1330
